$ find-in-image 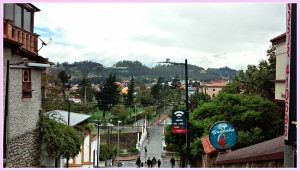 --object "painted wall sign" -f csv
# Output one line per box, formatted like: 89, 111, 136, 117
284, 2, 291, 142
172, 110, 186, 133
209, 121, 237, 150
284, 3, 297, 145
